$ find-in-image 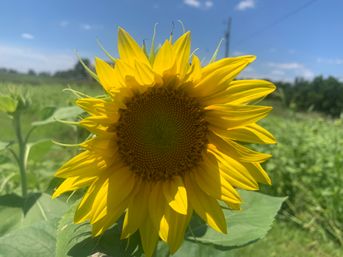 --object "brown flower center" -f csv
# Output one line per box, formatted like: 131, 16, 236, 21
116, 86, 208, 181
